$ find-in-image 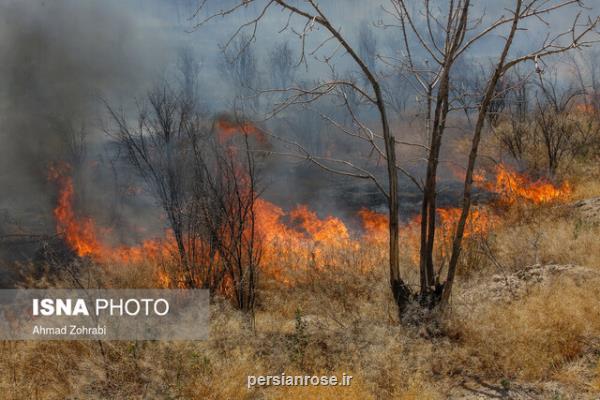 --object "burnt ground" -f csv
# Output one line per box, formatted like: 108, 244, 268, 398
262, 162, 491, 225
